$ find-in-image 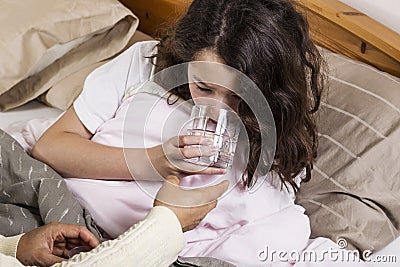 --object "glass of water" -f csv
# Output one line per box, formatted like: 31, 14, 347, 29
184, 105, 241, 169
